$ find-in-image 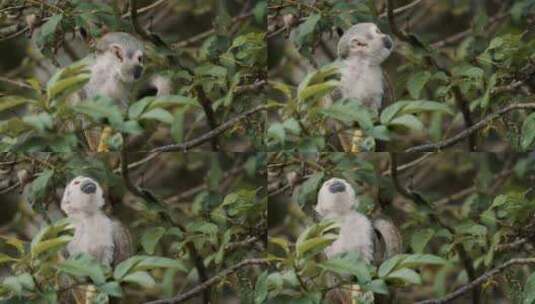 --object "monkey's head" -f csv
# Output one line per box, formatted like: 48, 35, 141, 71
337, 23, 393, 64
315, 178, 358, 218
61, 176, 105, 216
96, 32, 145, 83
